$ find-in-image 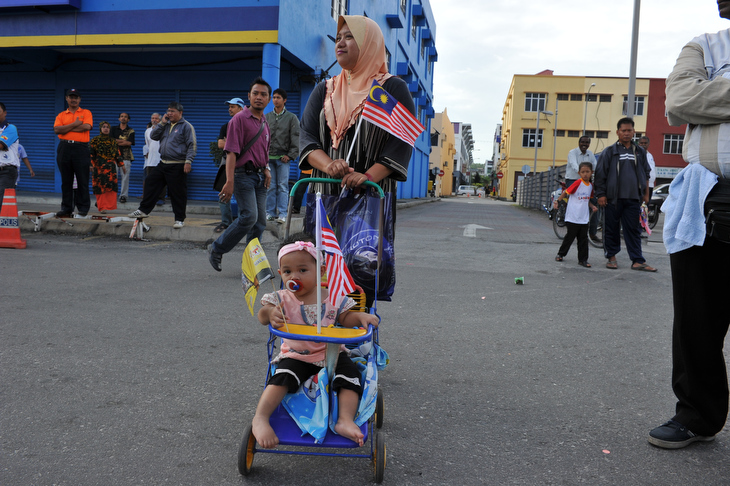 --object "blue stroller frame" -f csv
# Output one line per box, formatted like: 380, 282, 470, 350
238, 178, 386, 483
